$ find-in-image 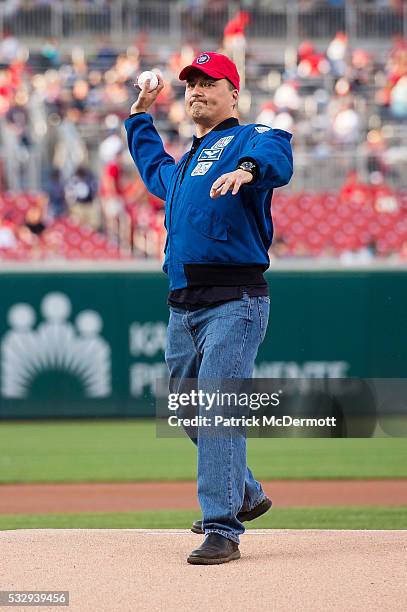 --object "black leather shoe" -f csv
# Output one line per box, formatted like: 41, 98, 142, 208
191, 496, 272, 534
187, 532, 240, 565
